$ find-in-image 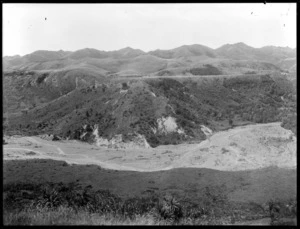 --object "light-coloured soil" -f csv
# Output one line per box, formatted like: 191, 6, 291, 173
3, 122, 296, 172
233, 217, 271, 225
